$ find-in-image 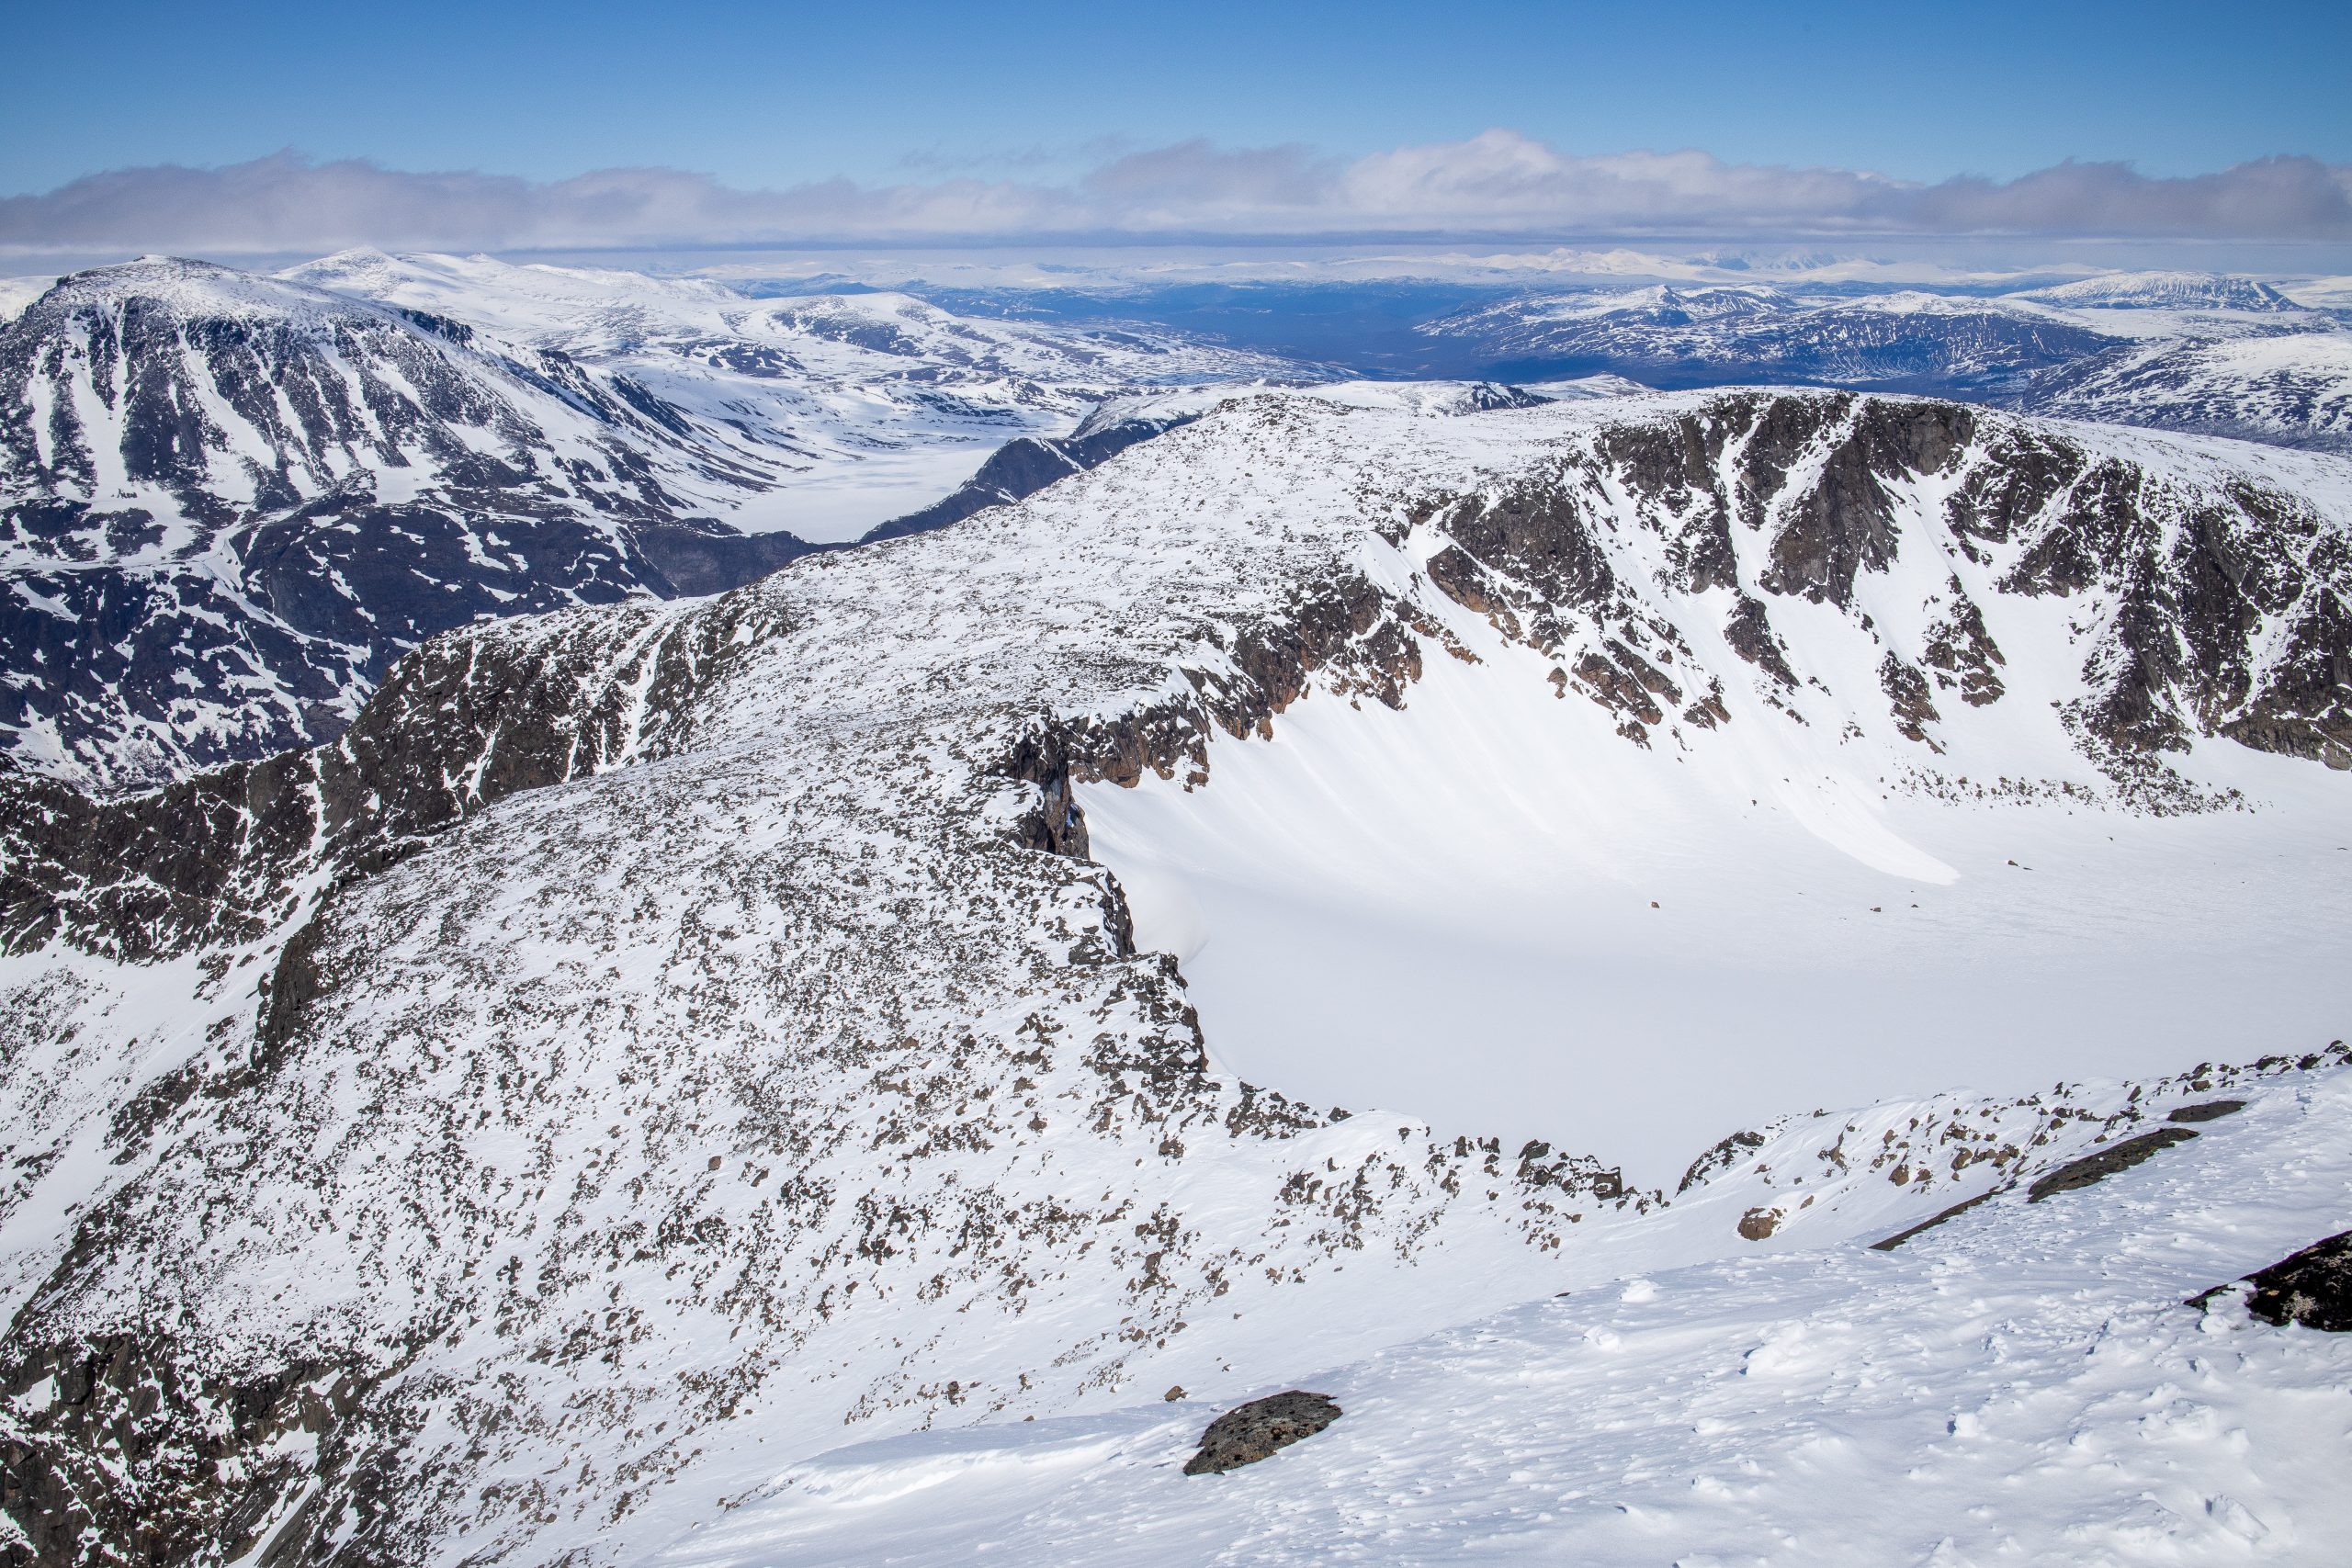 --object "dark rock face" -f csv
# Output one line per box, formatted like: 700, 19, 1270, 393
0, 1336, 390, 1568
1870, 1189, 1999, 1251
1182, 1391, 1343, 1475
2025, 1127, 2199, 1202
0, 588, 783, 960
2222, 1231, 2352, 1331
1921, 591, 2007, 707
2167, 1099, 2246, 1123
0, 258, 820, 792
1880, 653, 1943, 747
1678, 1129, 1766, 1194
1408, 390, 2352, 784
